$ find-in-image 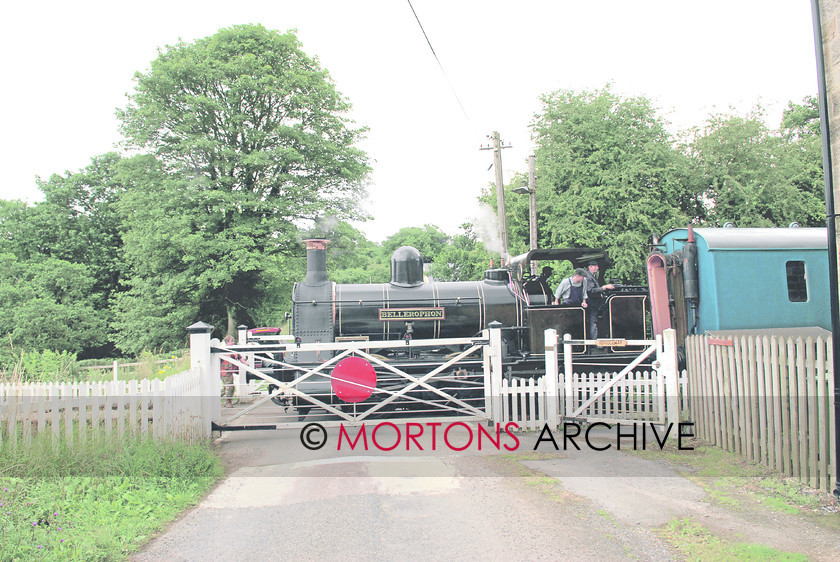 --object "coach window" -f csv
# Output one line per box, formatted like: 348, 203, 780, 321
785, 260, 808, 302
